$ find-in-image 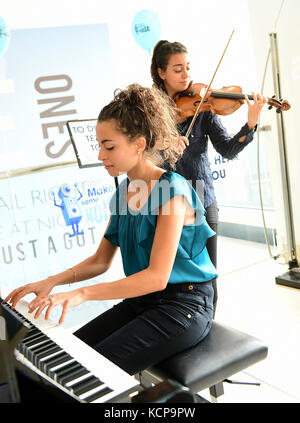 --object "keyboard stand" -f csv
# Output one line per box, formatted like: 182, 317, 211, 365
0, 307, 30, 403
